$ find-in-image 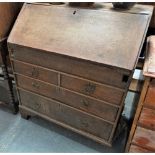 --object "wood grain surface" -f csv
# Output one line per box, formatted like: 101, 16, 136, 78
132, 126, 155, 152
144, 79, 155, 109
12, 60, 58, 85
8, 3, 151, 70
19, 89, 113, 141
10, 45, 130, 88
138, 107, 155, 130
61, 74, 124, 104
129, 144, 153, 153
143, 36, 155, 78
16, 74, 119, 122
0, 2, 22, 40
